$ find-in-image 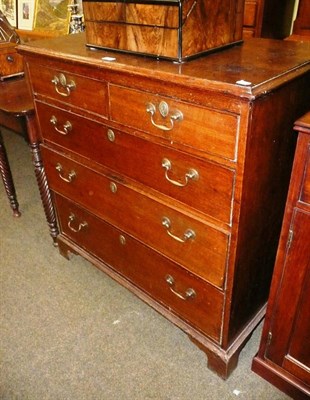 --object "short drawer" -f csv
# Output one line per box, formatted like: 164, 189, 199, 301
243, 1, 257, 27
55, 193, 224, 343
42, 147, 230, 289
110, 85, 240, 161
37, 101, 235, 225
28, 64, 108, 116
